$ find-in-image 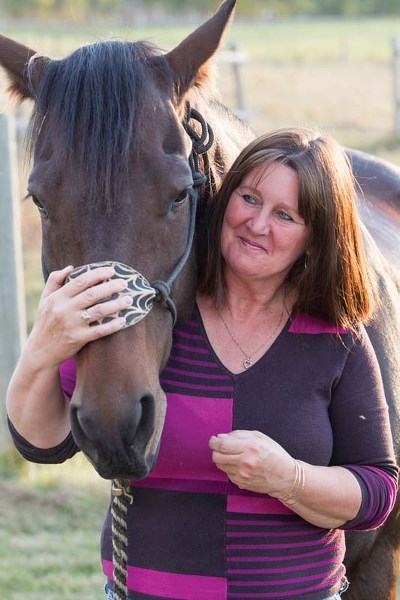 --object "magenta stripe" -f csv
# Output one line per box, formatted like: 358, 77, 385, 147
174, 342, 210, 354
161, 377, 232, 391
229, 569, 333, 586
227, 574, 340, 598
228, 494, 293, 515
103, 561, 227, 600
174, 329, 203, 340
170, 354, 219, 368
227, 538, 328, 550
227, 543, 342, 563
163, 365, 231, 381
228, 556, 337, 575
130, 477, 228, 494
289, 313, 347, 334
227, 529, 320, 538
227, 519, 318, 528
